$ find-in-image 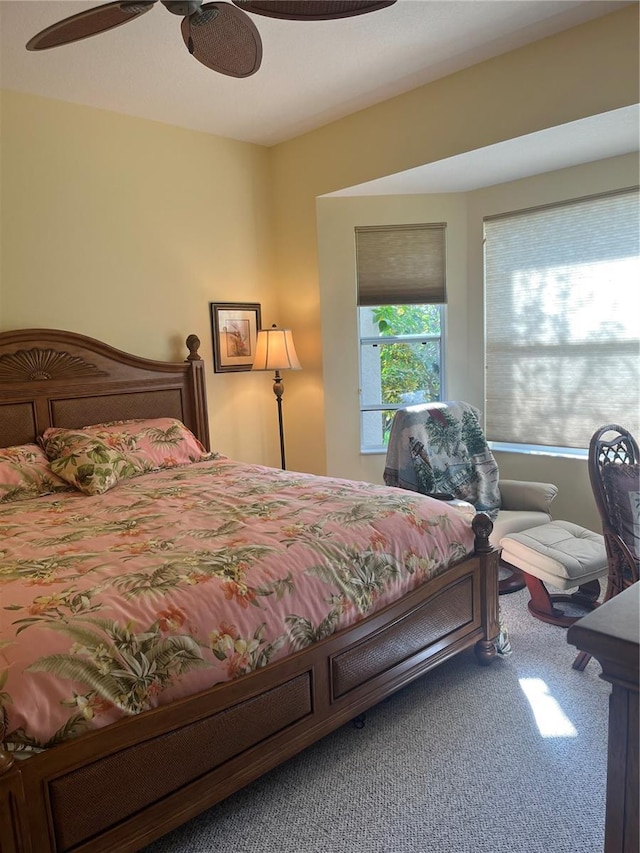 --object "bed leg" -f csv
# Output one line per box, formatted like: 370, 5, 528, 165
474, 639, 497, 666
0, 749, 31, 853
352, 713, 367, 729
